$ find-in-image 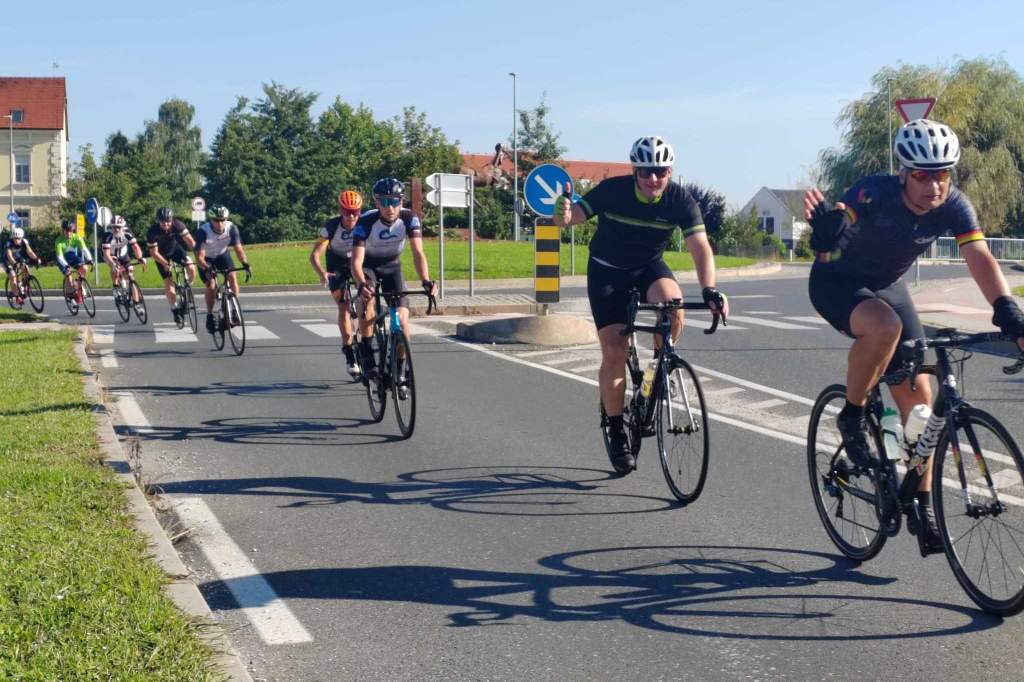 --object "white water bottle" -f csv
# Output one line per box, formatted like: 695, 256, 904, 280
903, 404, 932, 446
880, 408, 903, 461
640, 360, 657, 398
